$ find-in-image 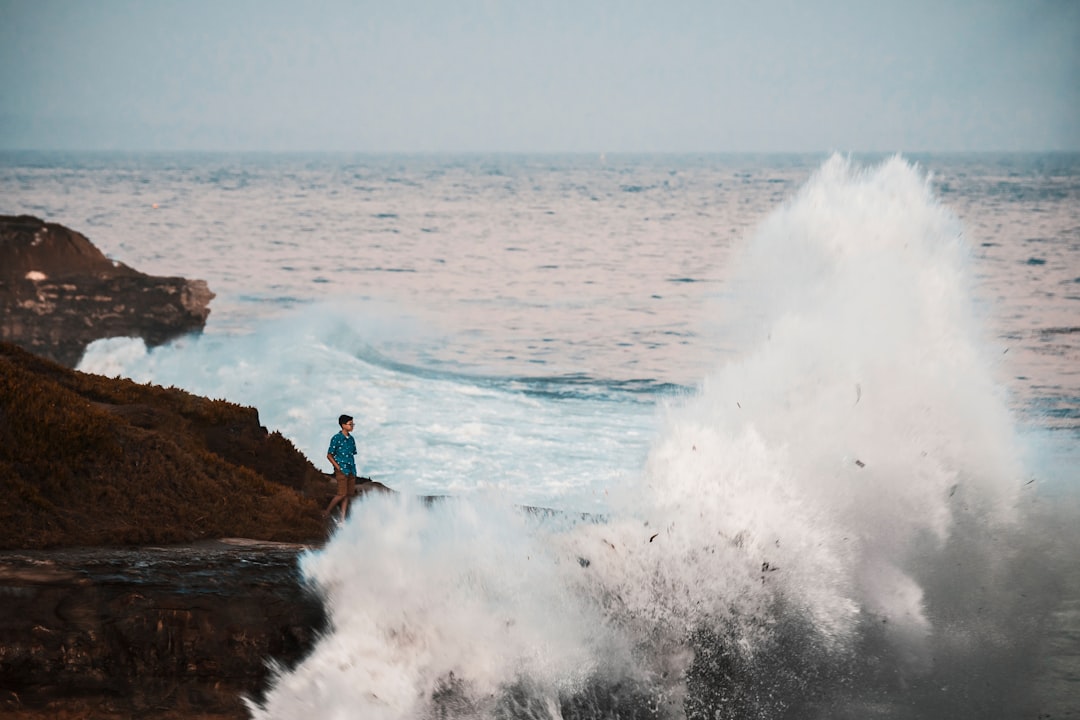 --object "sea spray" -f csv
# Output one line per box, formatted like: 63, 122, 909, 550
244, 154, 1043, 719
584, 155, 1030, 713
597, 154, 1037, 716
618, 152, 1023, 624
249, 495, 639, 720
